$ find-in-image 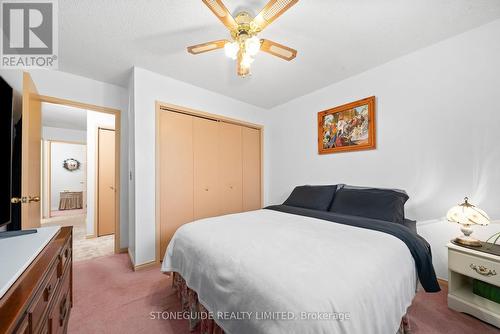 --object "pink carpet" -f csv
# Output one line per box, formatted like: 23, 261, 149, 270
68, 254, 500, 334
